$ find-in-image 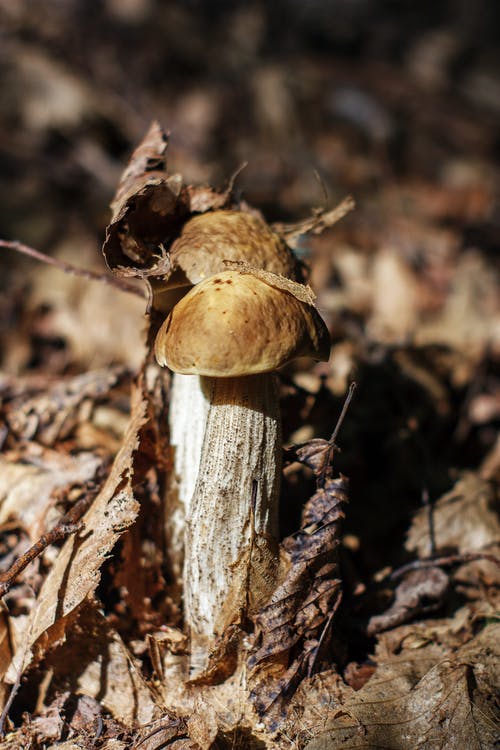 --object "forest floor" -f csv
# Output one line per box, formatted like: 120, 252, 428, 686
0, 2, 498, 748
